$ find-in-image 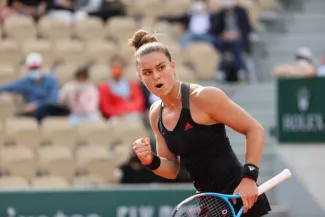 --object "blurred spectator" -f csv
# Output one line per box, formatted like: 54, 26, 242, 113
317, 56, 325, 77
180, 0, 216, 50
210, 0, 253, 81
119, 153, 160, 183
59, 67, 100, 126
0, 0, 14, 22
274, 47, 317, 78
45, 0, 86, 23
0, 0, 47, 21
158, 0, 217, 51
75, 0, 125, 22
99, 55, 145, 120
0, 52, 68, 121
